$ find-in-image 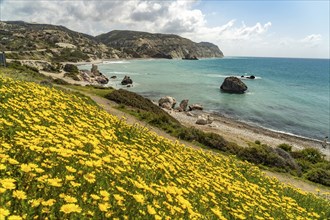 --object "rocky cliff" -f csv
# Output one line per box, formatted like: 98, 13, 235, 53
96, 30, 224, 59
0, 21, 224, 61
